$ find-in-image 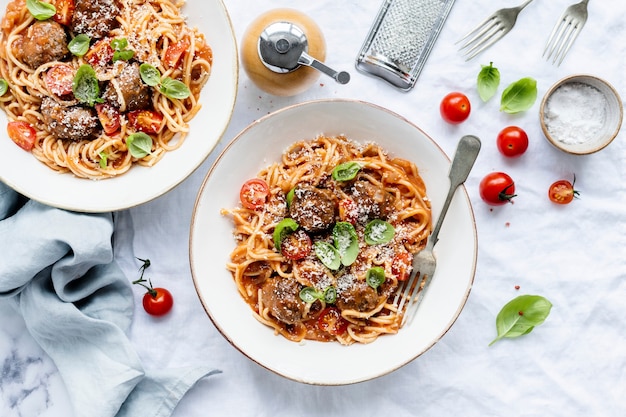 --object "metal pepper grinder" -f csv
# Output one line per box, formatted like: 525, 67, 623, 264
241, 8, 350, 96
